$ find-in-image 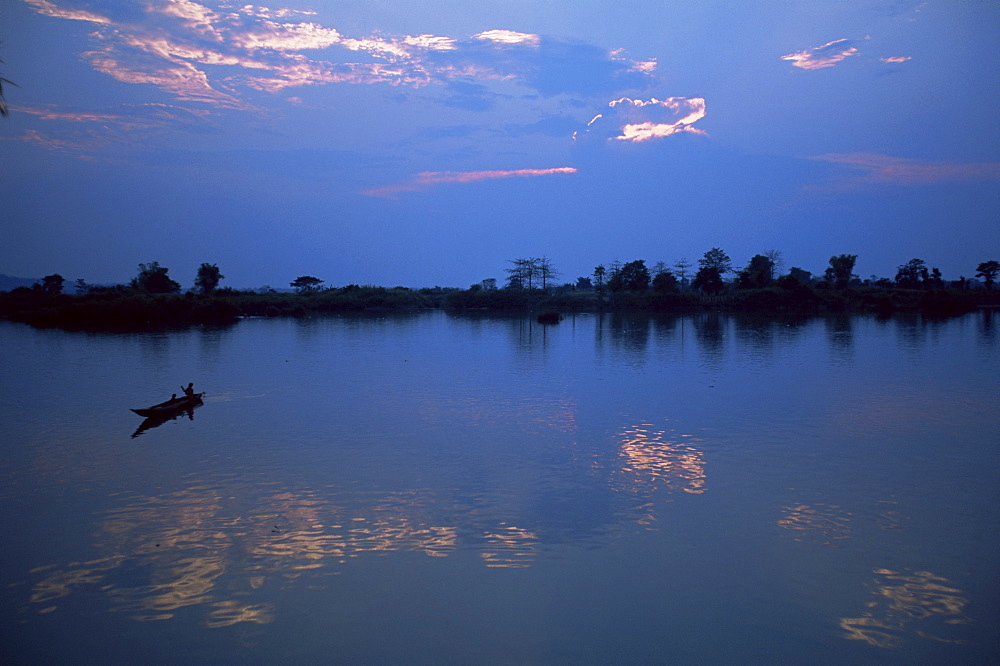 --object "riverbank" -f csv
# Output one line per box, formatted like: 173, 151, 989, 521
0, 283, 993, 331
